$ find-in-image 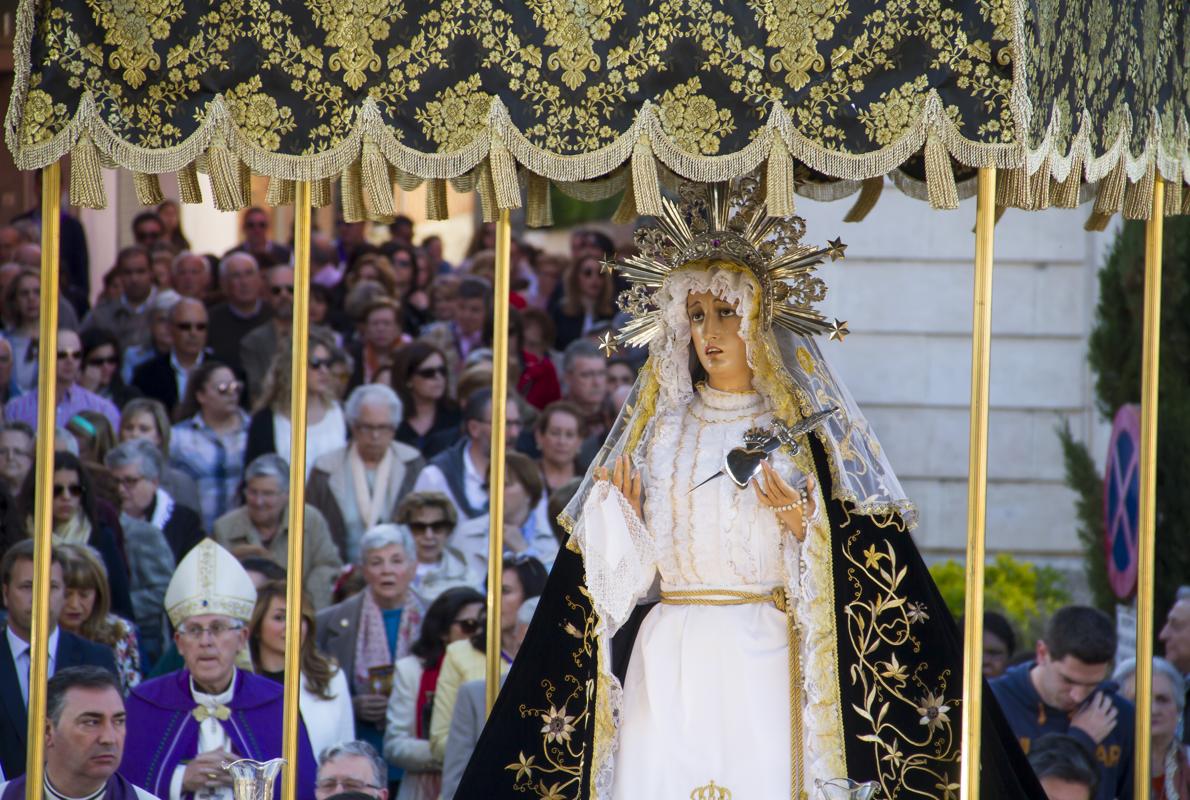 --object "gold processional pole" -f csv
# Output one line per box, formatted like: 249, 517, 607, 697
281, 181, 312, 800
485, 209, 512, 714
25, 162, 62, 800
960, 166, 996, 800
1133, 178, 1165, 800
